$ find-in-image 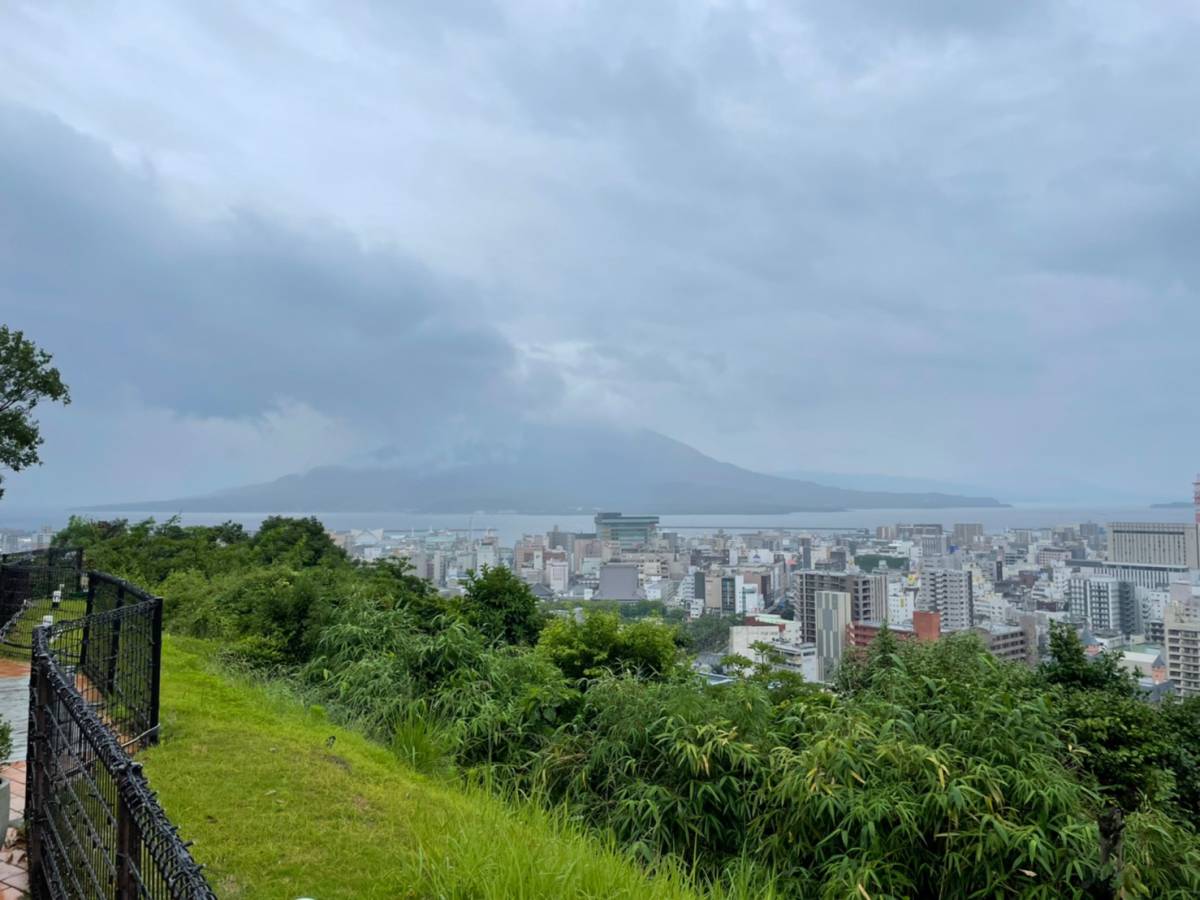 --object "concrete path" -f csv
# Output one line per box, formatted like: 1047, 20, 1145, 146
0, 660, 29, 766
